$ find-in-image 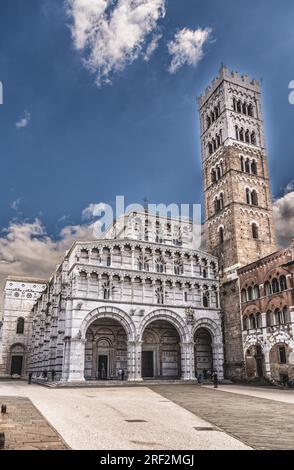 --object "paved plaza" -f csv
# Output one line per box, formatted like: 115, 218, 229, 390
0, 381, 294, 450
